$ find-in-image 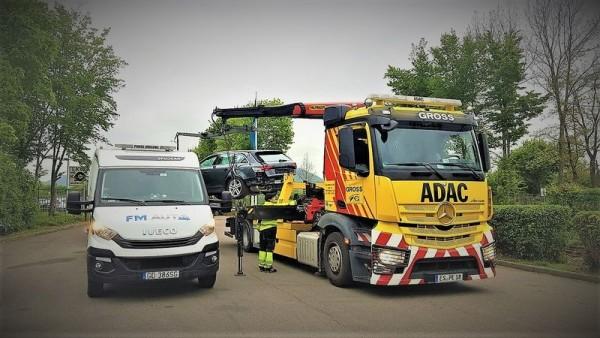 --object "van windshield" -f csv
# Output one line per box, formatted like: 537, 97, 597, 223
98, 168, 207, 205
